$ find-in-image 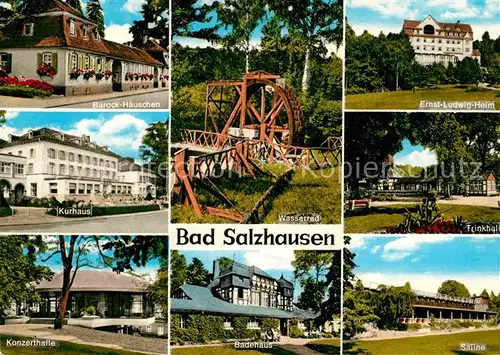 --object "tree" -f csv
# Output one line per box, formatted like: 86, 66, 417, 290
217, 0, 266, 72
268, 0, 343, 92
86, 0, 104, 38
0, 236, 53, 317
186, 257, 210, 286
343, 280, 378, 339
130, 0, 169, 48
170, 250, 187, 294
140, 122, 169, 195
66, 0, 82, 13
480, 289, 489, 297
374, 282, 416, 329
455, 57, 482, 86
171, 0, 219, 41
438, 280, 470, 298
